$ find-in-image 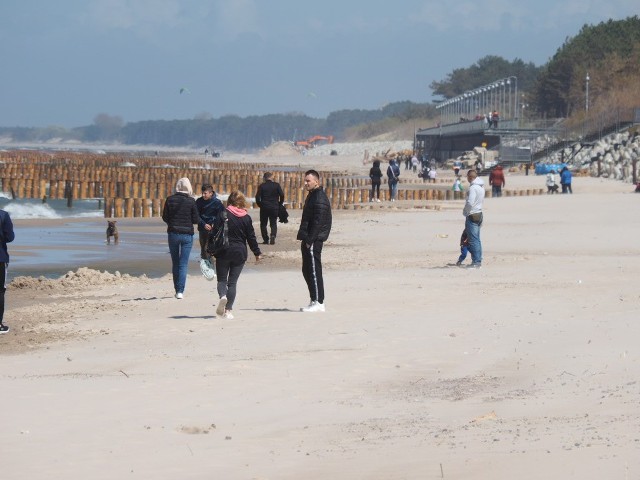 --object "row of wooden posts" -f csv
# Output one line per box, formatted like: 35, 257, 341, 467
1, 151, 544, 218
